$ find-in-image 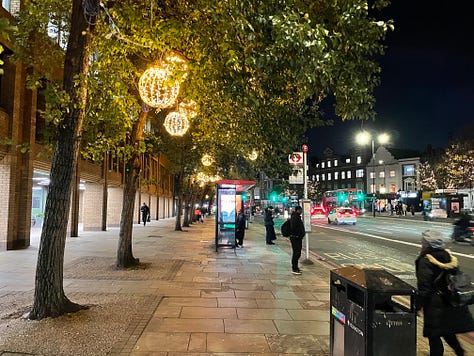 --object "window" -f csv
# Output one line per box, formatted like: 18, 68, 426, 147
389, 170, 395, 177
316, 174, 320, 182
345, 158, 351, 163
334, 159, 338, 166
370, 172, 375, 179
334, 172, 339, 180
2, 0, 11, 11
347, 170, 352, 179
356, 169, 364, 178
316, 163, 320, 168
328, 173, 332, 181
322, 174, 325, 181
327, 161, 331, 168
379, 171, 385, 178
356, 156, 362, 164
322, 162, 325, 168
341, 171, 346, 179
403, 164, 415, 176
